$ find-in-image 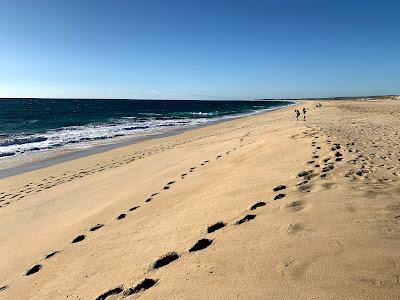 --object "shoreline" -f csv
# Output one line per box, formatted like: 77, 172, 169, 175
0, 102, 296, 179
